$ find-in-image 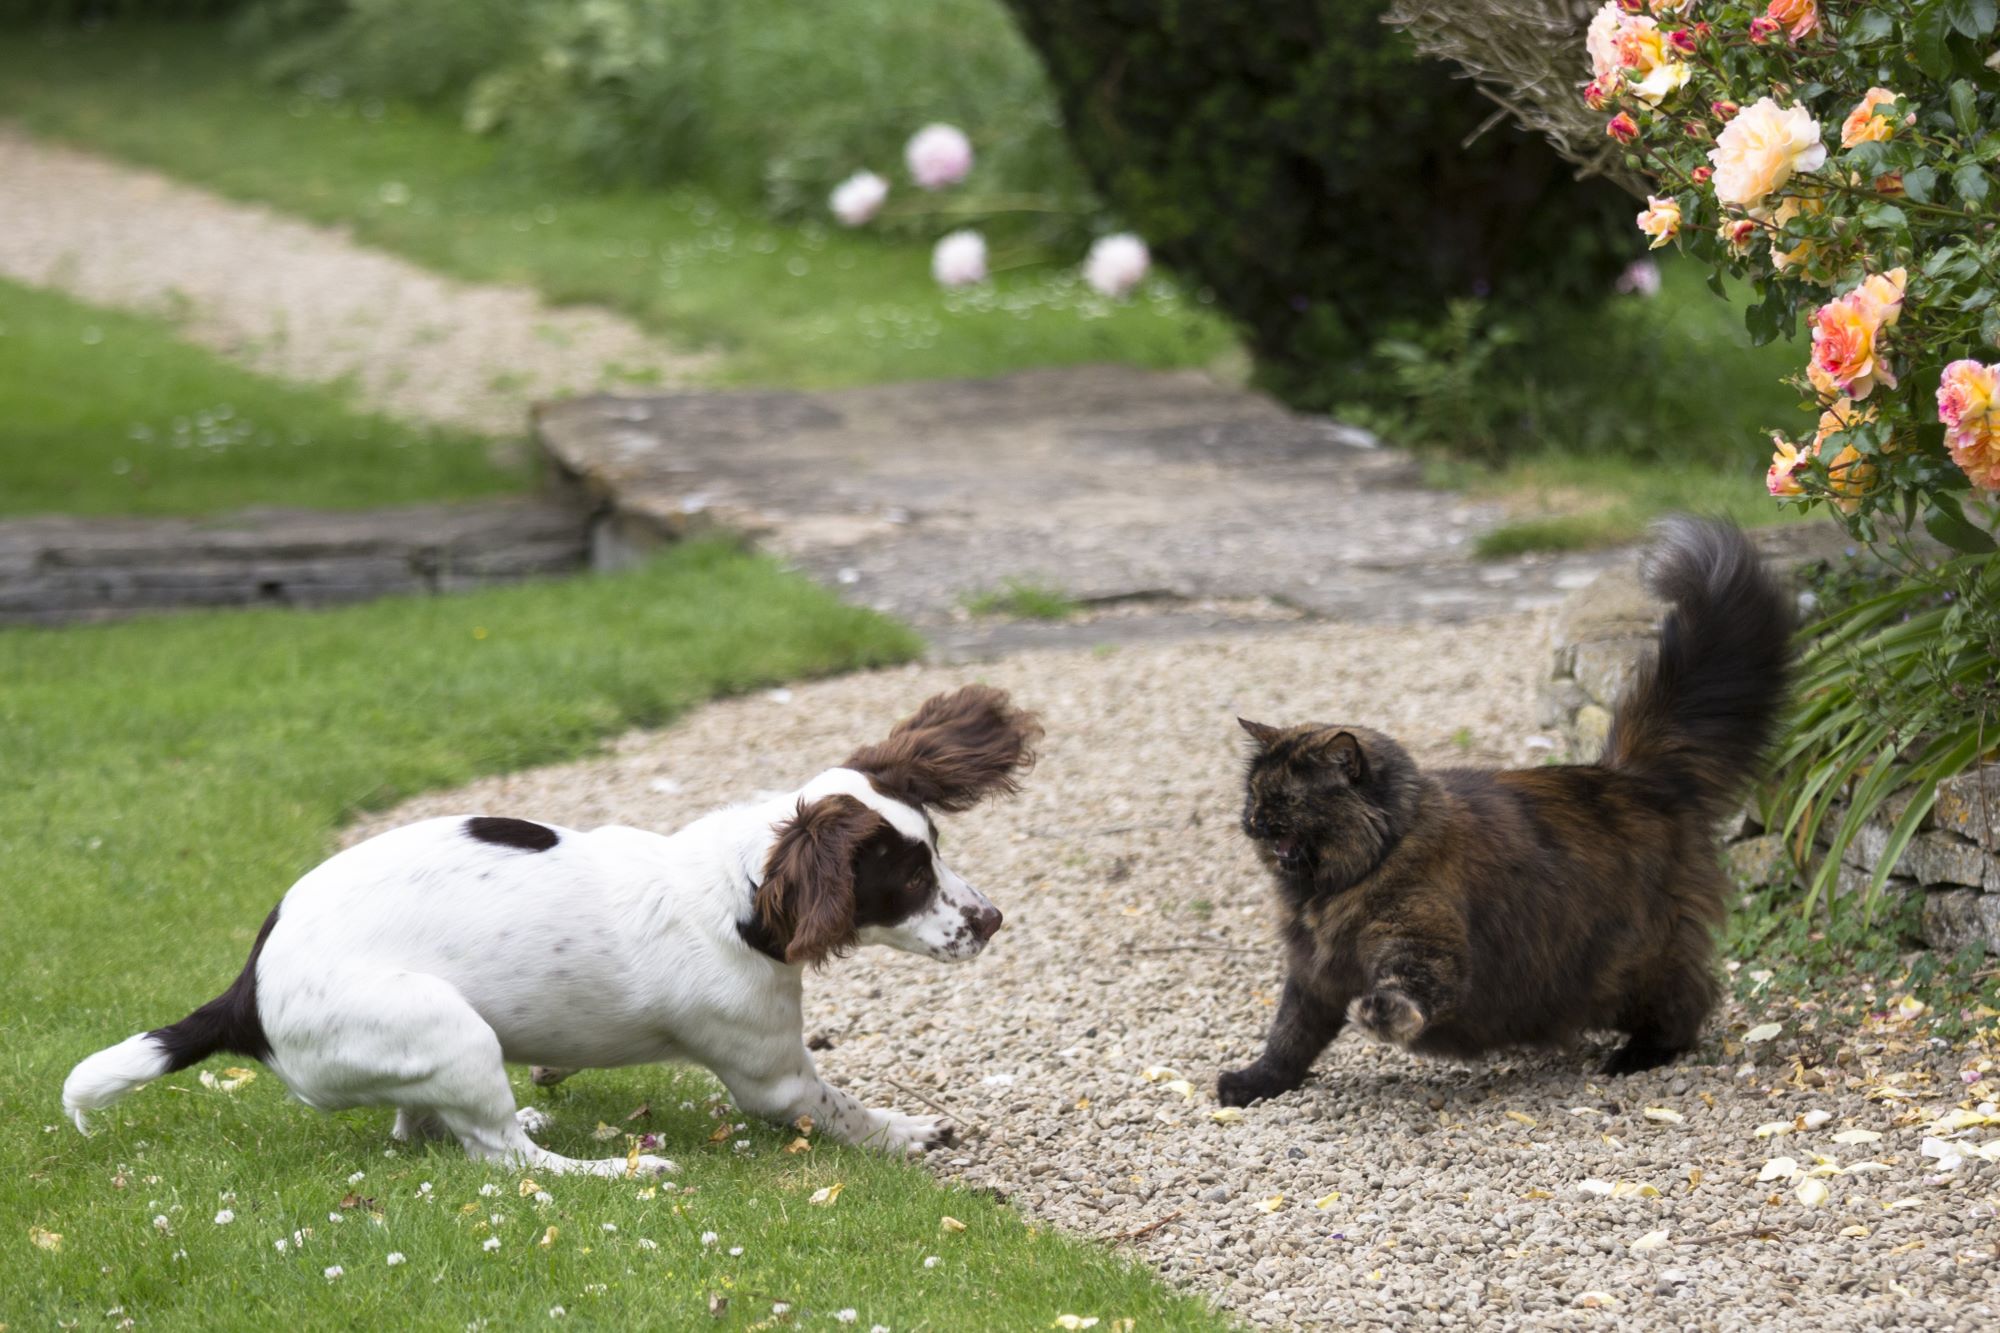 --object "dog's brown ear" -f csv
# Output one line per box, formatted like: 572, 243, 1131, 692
758, 795, 884, 966
1238, 718, 1283, 749
844, 684, 1042, 813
